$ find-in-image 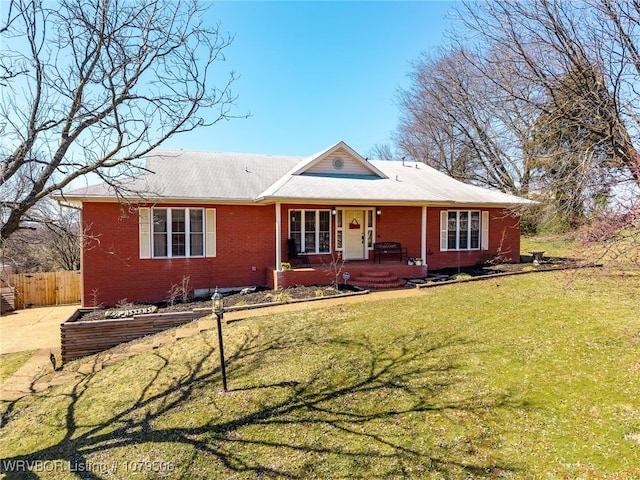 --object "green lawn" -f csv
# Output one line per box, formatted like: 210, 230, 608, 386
1, 266, 639, 479
0, 351, 37, 383
521, 234, 578, 258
